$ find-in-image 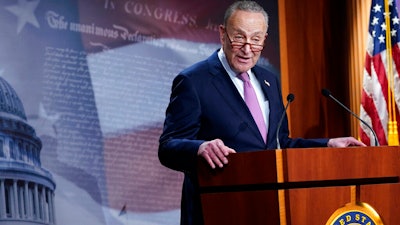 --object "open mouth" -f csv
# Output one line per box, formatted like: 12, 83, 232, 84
237, 55, 251, 64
